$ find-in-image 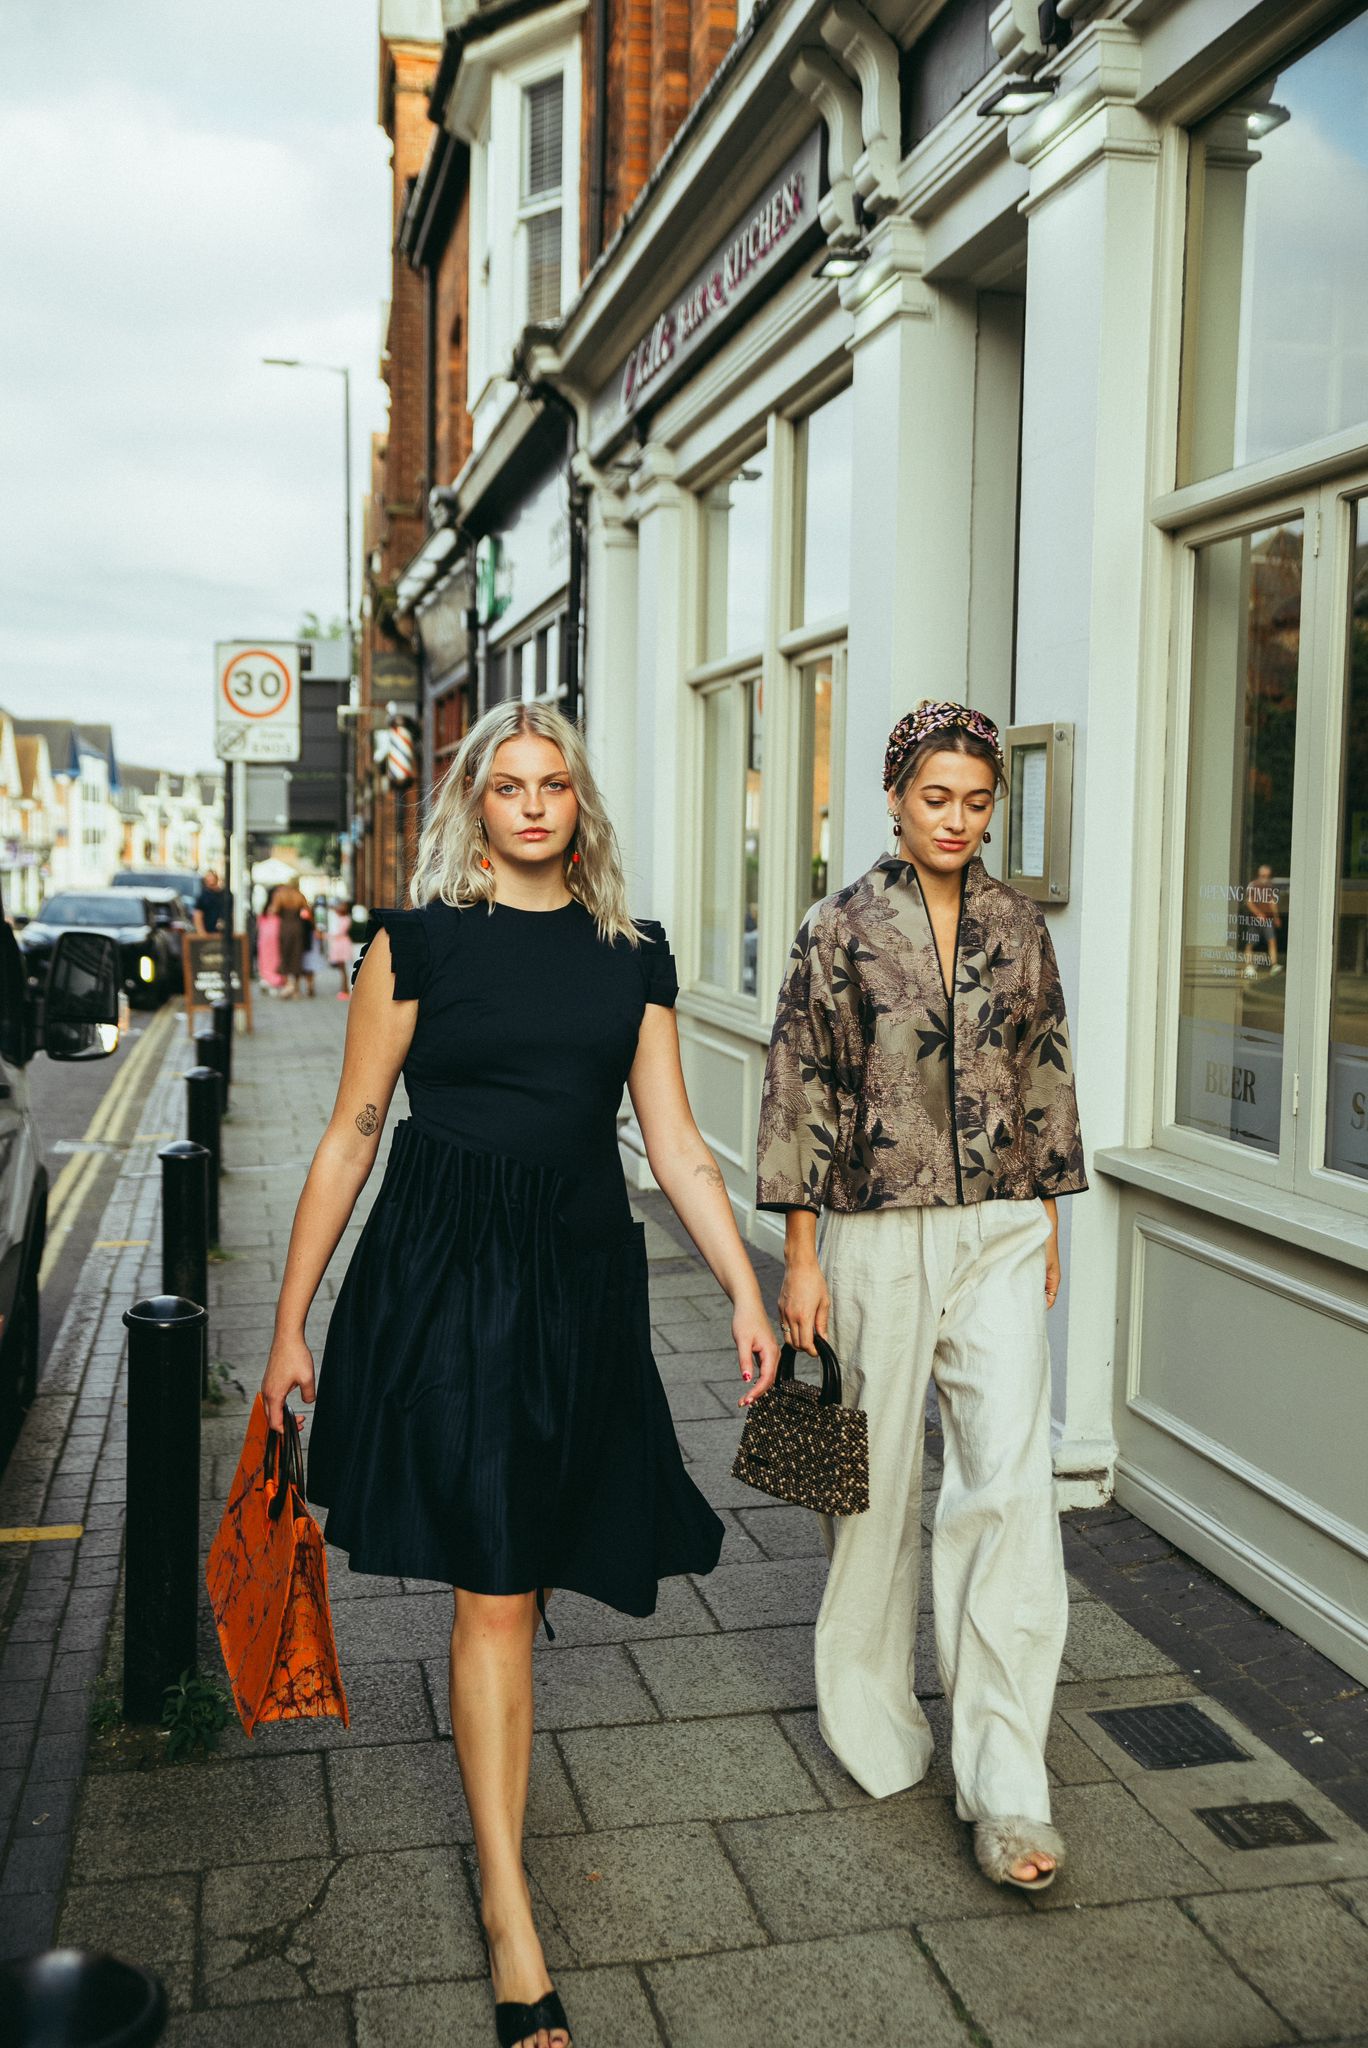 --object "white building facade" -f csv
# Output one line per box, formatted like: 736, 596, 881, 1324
532, 0, 1368, 1682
